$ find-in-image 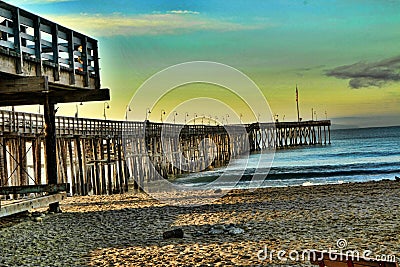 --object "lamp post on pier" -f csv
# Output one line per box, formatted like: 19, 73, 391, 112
145, 108, 151, 121
311, 108, 314, 121
185, 112, 189, 124
103, 102, 110, 120
161, 109, 166, 123
125, 105, 132, 121
173, 111, 178, 124
75, 102, 83, 118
